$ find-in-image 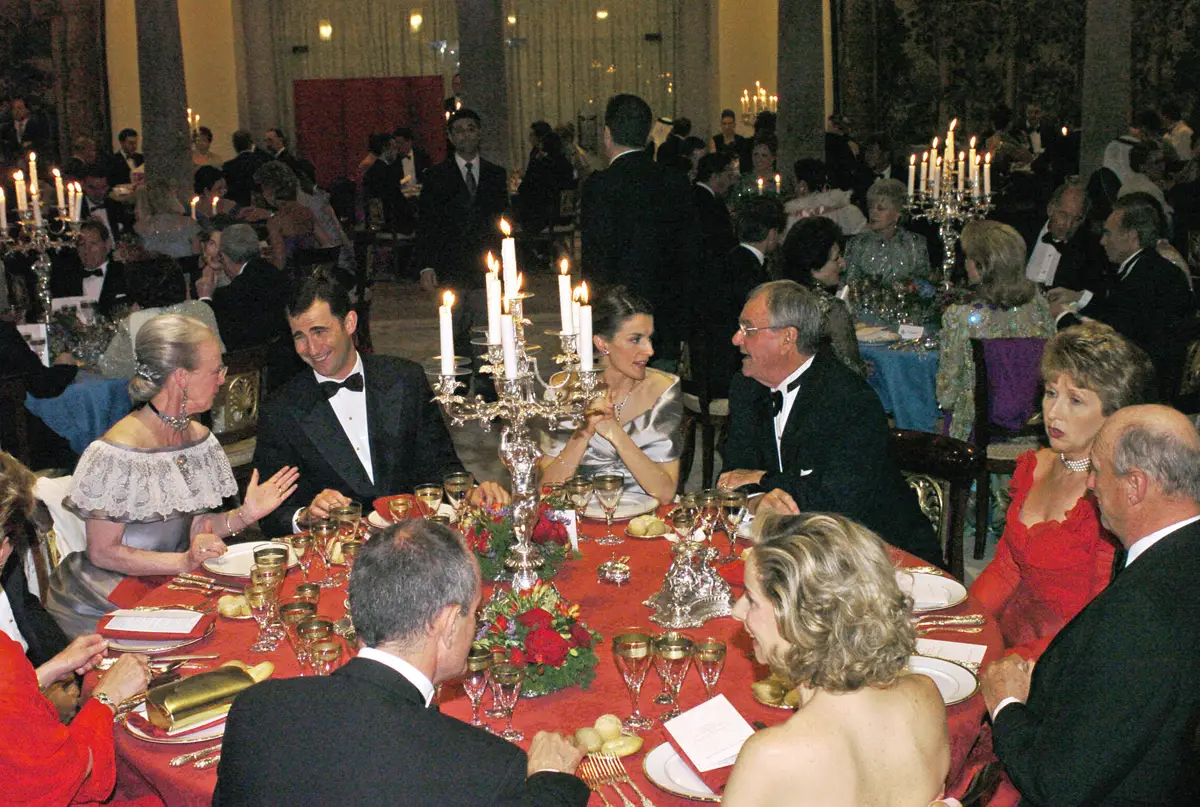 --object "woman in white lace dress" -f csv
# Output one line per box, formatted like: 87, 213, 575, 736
45, 315, 299, 637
